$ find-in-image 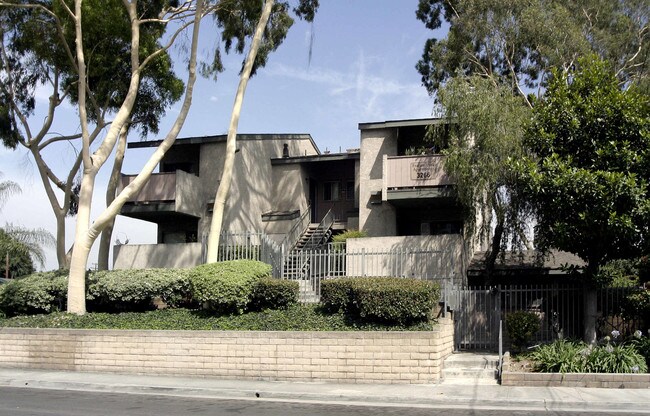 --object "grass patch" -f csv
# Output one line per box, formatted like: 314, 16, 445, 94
0, 304, 437, 331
